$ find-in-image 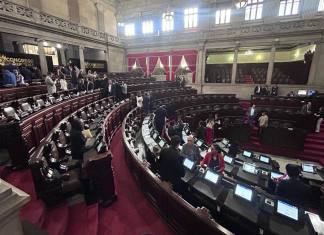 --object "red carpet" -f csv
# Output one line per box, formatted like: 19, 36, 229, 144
98, 129, 176, 235
1, 128, 175, 235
